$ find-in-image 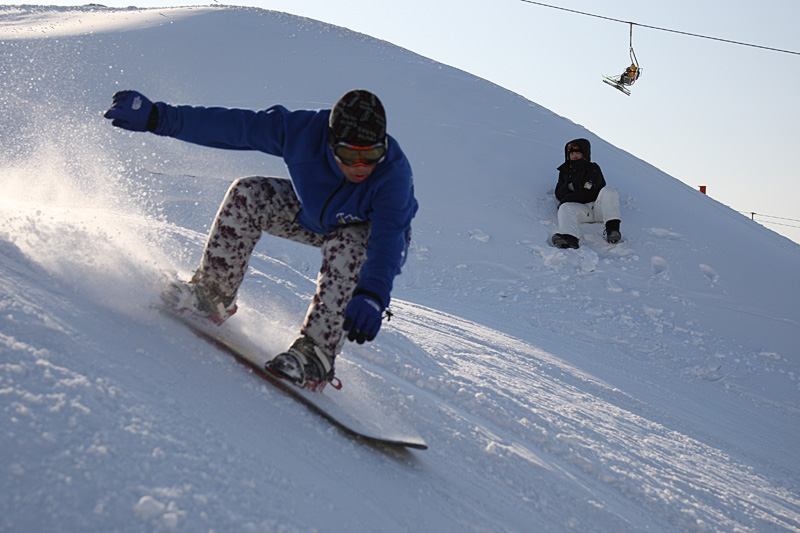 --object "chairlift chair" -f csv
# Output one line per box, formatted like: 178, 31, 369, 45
603, 23, 642, 96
